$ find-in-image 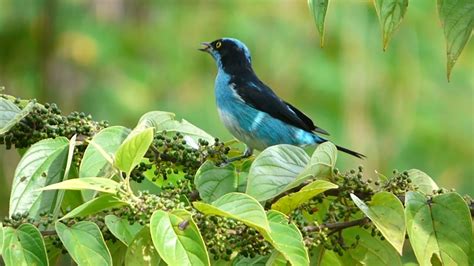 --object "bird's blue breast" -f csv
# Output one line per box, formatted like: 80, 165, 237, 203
214, 70, 323, 150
